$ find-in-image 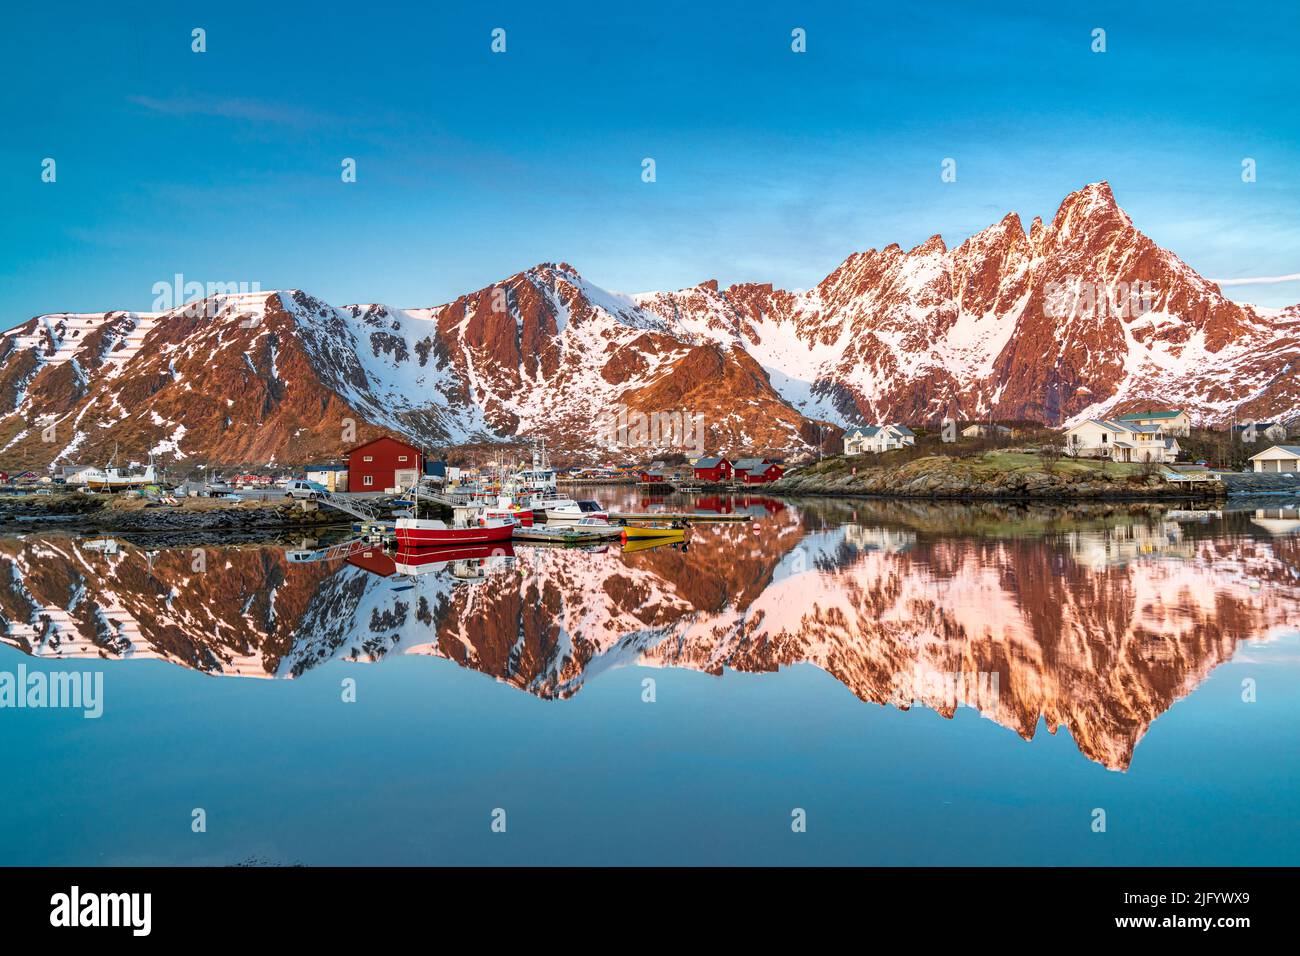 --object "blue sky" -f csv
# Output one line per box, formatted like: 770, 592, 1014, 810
1, 0, 1297, 323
